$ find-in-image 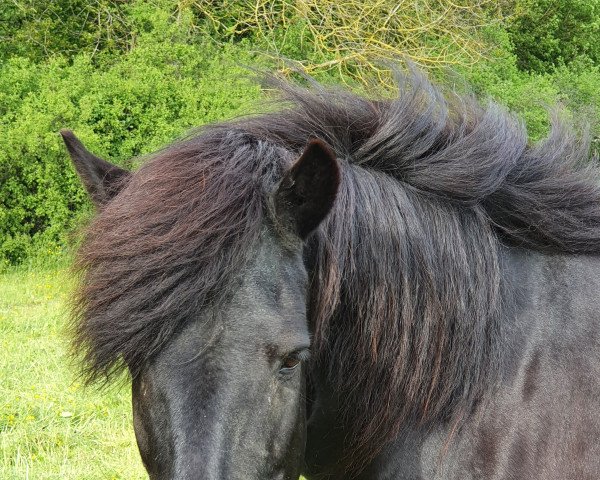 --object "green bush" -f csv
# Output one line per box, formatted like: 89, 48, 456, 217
0, 6, 262, 268
457, 26, 600, 143
0, 0, 134, 62
1, 0, 599, 268
507, 0, 600, 73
